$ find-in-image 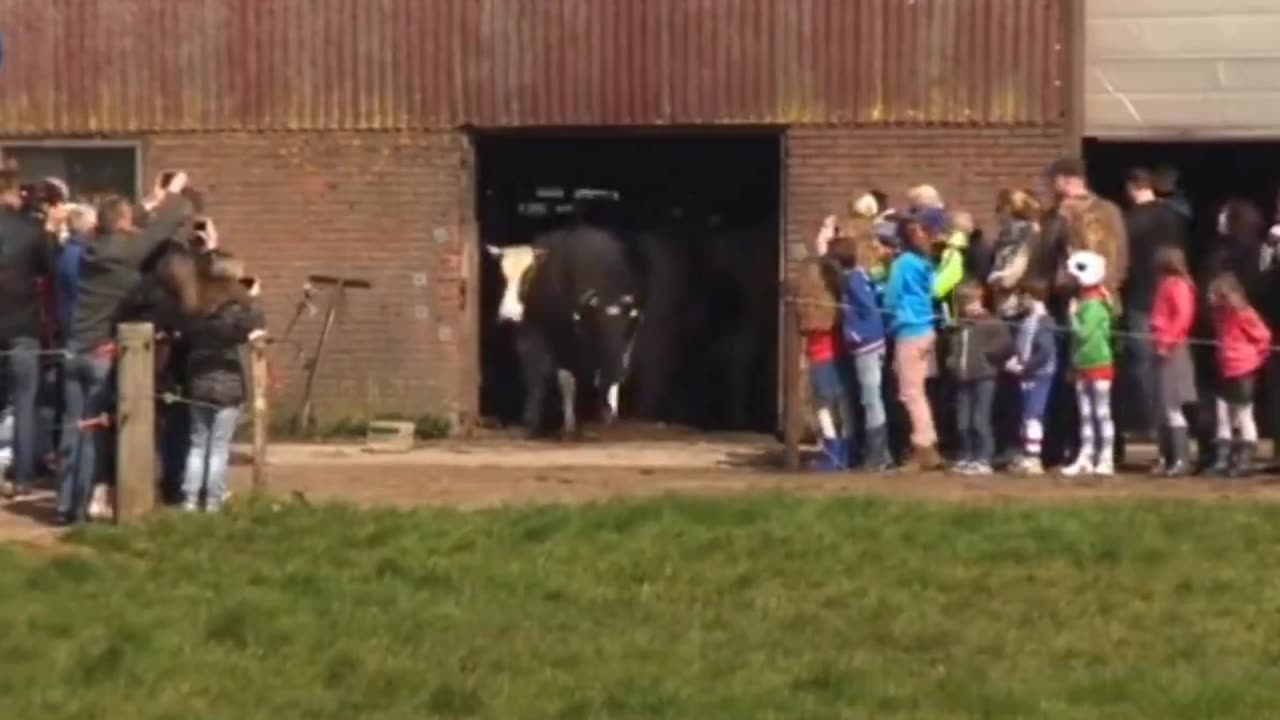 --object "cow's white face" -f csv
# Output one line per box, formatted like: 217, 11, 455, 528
486, 244, 542, 323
